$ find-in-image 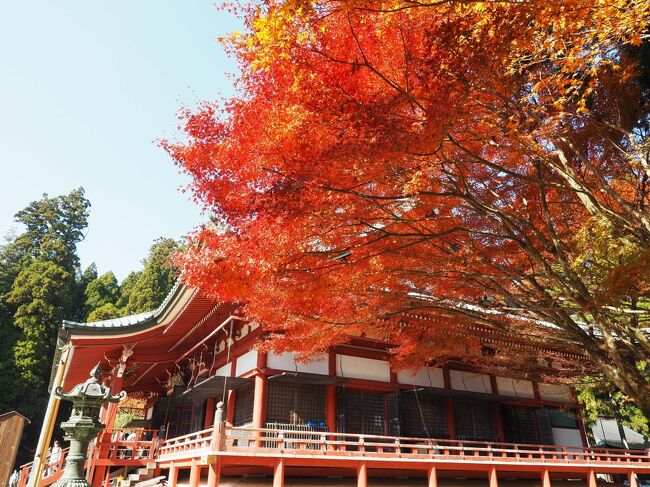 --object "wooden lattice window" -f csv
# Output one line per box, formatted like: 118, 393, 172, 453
399, 392, 448, 439
266, 382, 326, 425
234, 383, 254, 426
339, 390, 386, 436
191, 400, 205, 432
502, 405, 539, 444
454, 399, 497, 442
